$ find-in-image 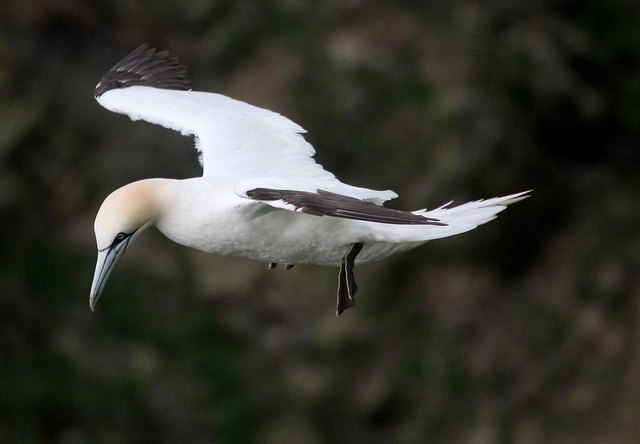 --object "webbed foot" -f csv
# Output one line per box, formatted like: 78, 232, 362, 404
336, 242, 363, 316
